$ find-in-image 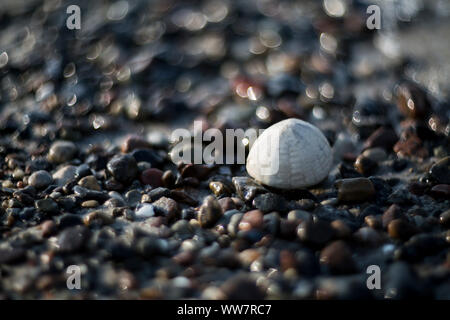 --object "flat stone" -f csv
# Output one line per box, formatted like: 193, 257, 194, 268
52, 165, 77, 186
